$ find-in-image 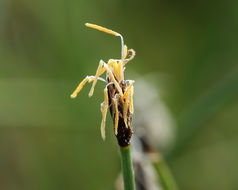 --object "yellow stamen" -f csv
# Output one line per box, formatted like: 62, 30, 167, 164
113, 99, 119, 135
89, 60, 104, 97
122, 81, 135, 100
103, 64, 123, 96
118, 60, 123, 80
123, 45, 128, 60
129, 86, 134, 114
104, 86, 109, 106
98, 60, 117, 76
70, 76, 89, 98
123, 94, 129, 128
122, 81, 134, 128
100, 87, 109, 140
98, 67, 106, 75
113, 62, 119, 79
108, 60, 119, 79
100, 103, 106, 140
85, 23, 120, 37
